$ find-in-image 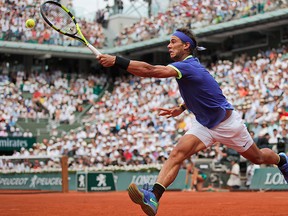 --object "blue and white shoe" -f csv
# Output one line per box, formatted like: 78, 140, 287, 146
278, 153, 288, 183
128, 183, 159, 216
